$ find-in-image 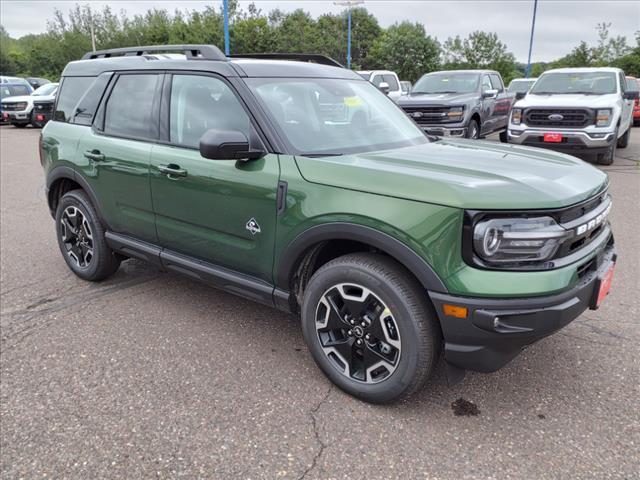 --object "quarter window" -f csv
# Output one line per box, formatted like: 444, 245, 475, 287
54, 76, 96, 122
169, 75, 250, 148
104, 74, 160, 139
